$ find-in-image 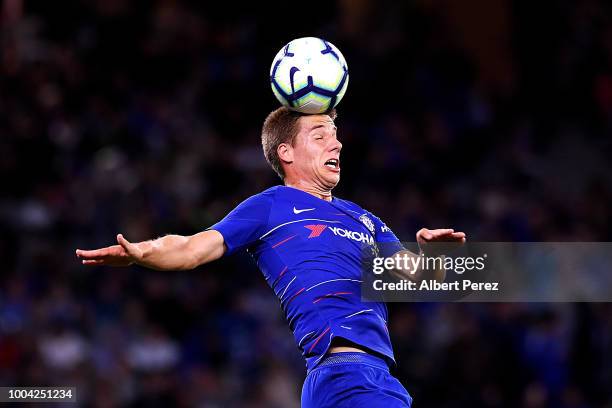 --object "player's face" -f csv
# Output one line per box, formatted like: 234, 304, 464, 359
292, 114, 342, 189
